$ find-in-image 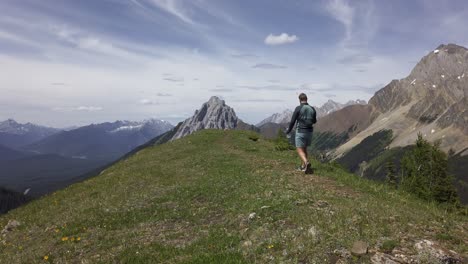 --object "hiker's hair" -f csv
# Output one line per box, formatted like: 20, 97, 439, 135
299, 93, 307, 101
